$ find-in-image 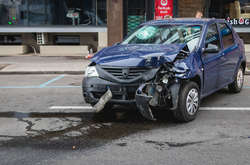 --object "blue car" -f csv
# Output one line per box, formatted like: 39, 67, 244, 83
82, 18, 246, 122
